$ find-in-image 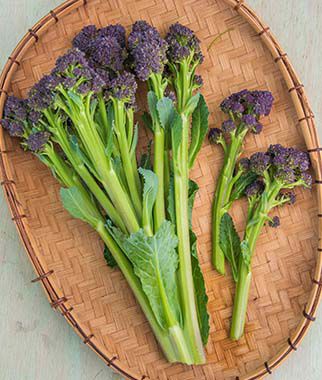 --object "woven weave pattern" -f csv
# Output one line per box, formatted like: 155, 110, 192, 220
0, 1, 319, 379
